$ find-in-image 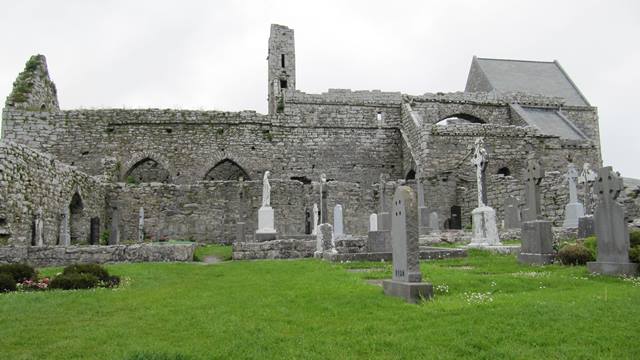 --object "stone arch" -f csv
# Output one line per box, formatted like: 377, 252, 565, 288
204, 159, 250, 181
497, 167, 511, 176
121, 151, 174, 183
200, 151, 255, 181
405, 169, 416, 180
435, 113, 486, 125
69, 192, 85, 244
